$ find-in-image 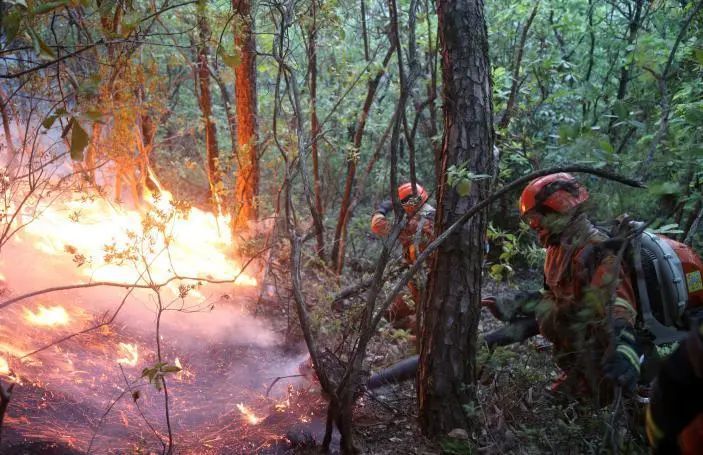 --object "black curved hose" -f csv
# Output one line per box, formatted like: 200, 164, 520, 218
366, 318, 540, 390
